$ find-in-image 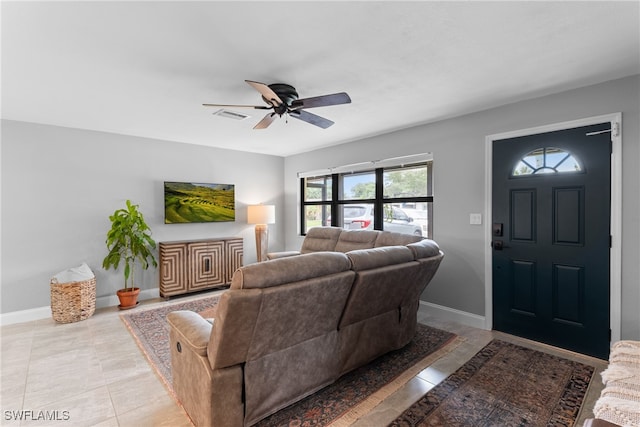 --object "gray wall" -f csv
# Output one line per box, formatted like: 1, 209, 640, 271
284, 75, 640, 340
2, 76, 638, 339
1, 121, 284, 313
